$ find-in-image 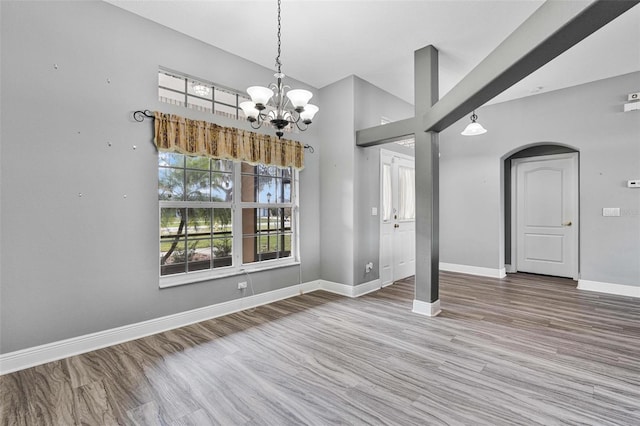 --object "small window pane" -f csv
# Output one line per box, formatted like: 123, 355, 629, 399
214, 208, 232, 234
281, 178, 291, 203
215, 88, 237, 105
214, 103, 238, 119
281, 233, 292, 256
259, 177, 276, 203
187, 96, 213, 113
187, 208, 212, 238
398, 166, 415, 220
160, 237, 186, 275
187, 80, 213, 99
159, 152, 184, 167
158, 72, 185, 91
186, 156, 211, 171
213, 238, 232, 267
160, 208, 186, 237
159, 87, 185, 106
187, 239, 212, 272
212, 172, 233, 202
185, 170, 210, 201
258, 165, 277, 177
382, 164, 391, 222
159, 168, 184, 201
212, 159, 233, 172
260, 208, 277, 232
282, 208, 292, 231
